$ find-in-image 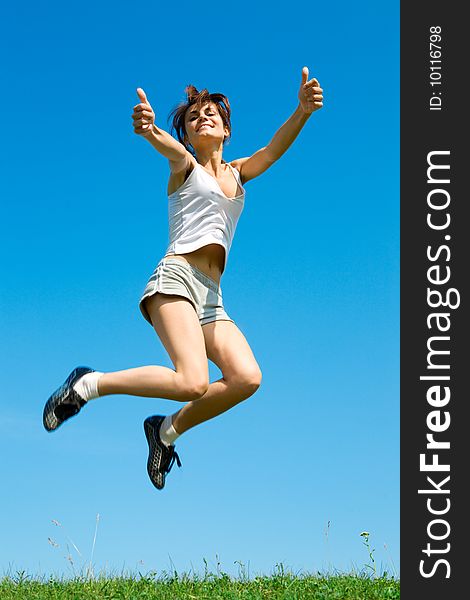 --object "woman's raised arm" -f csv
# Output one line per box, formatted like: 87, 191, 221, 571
233, 67, 323, 184
132, 88, 192, 173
